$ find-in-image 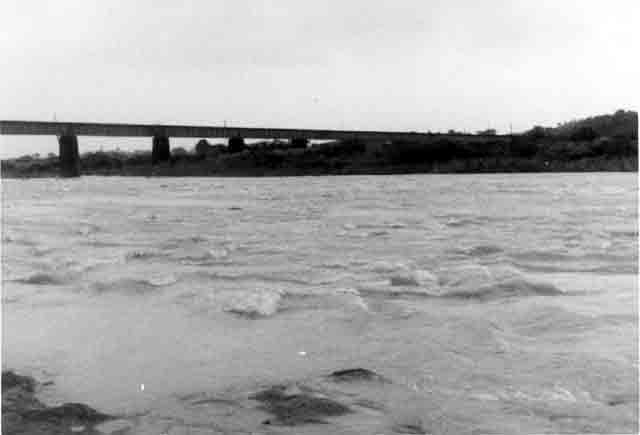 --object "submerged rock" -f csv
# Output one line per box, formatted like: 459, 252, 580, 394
2, 371, 35, 392
23, 402, 112, 424
250, 385, 351, 425
2, 370, 113, 435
